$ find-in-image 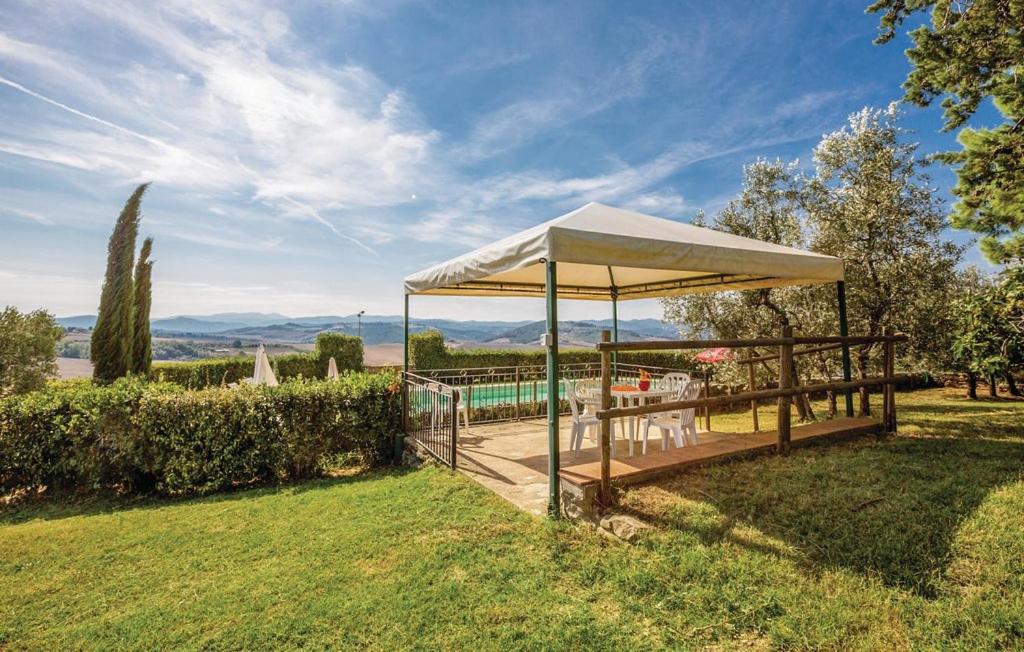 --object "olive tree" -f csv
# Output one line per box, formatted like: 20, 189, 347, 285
0, 307, 64, 397
805, 104, 964, 412
662, 159, 836, 419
